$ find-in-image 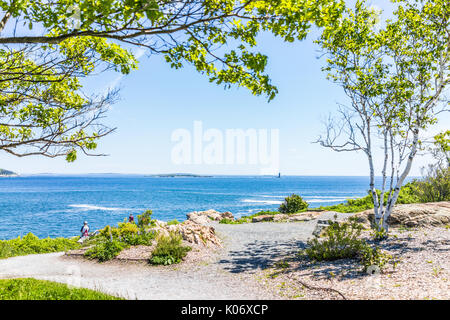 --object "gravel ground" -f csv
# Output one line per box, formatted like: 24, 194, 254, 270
255, 226, 450, 300
2, 211, 446, 300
